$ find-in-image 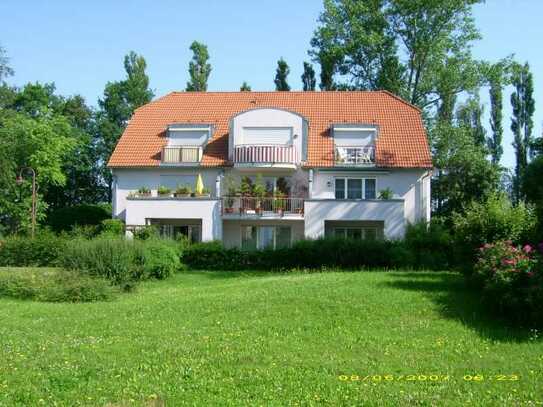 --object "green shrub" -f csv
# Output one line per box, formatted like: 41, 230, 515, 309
182, 238, 439, 271
133, 225, 160, 240
45, 204, 111, 233
100, 219, 125, 236
474, 240, 542, 325
61, 237, 143, 285
0, 232, 66, 267
142, 240, 182, 279
404, 221, 453, 270
0, 268, 116, 302
452, 193, 537, 270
